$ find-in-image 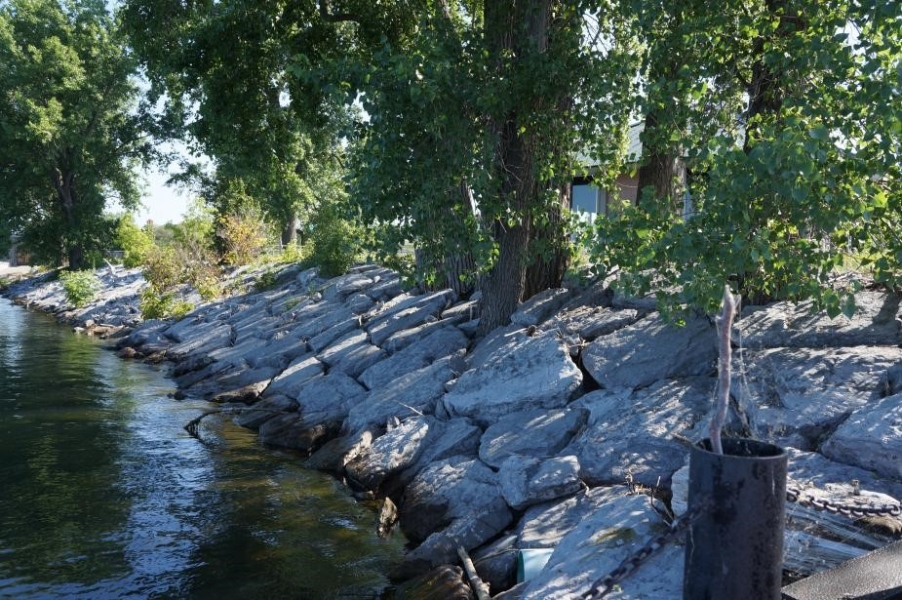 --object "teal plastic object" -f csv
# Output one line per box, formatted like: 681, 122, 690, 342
517, 548, 555, 583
